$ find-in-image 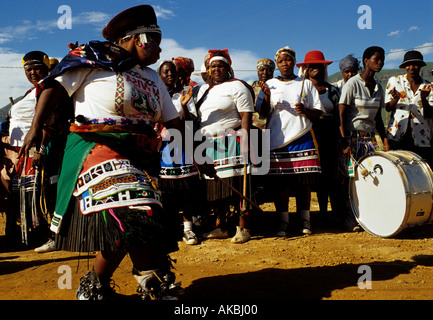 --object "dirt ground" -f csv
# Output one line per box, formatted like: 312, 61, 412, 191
1, 194, 433, 303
